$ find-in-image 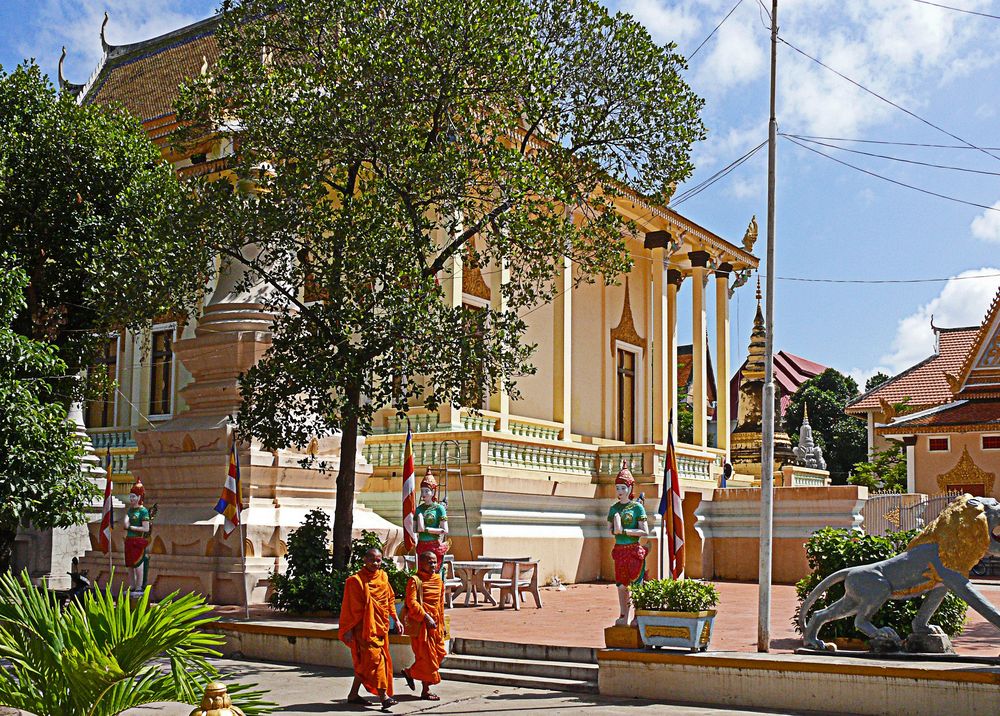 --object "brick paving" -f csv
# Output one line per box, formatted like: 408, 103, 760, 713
212, 579, 1000, 655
